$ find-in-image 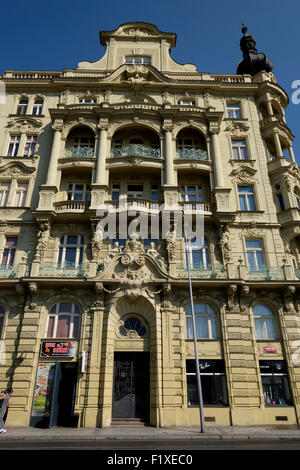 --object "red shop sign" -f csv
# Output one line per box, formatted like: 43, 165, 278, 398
263, 346, 278, 353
